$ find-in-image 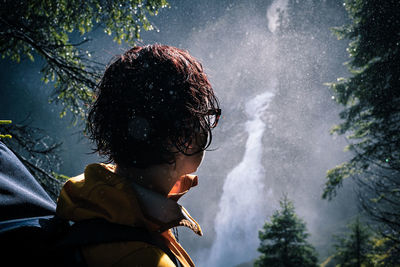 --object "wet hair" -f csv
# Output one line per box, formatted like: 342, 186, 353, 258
87, 44, 220, 168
